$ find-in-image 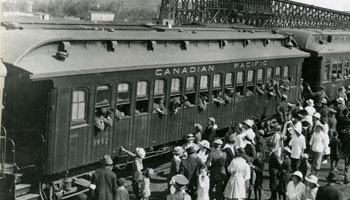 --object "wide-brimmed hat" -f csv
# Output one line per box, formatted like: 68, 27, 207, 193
305, 175, 319, 187
186, 146, 197, 154
318, 98, 327, 104
327, 171, 338, 182
292, 171, 303, 180
244, 119, 254, 128
200, 140, 211, 149
100, 155, 113, 165
194, 123, 203, 131
173, 174, 189, 186
213, 139, 223, 145
172, 146, 184, 155
136, 148, 146, 159
209, 117, 216, 123
313, 112, 321, 119
186, 134, 195, 140
337, 97, 345, 104
306, 99, 314, 107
